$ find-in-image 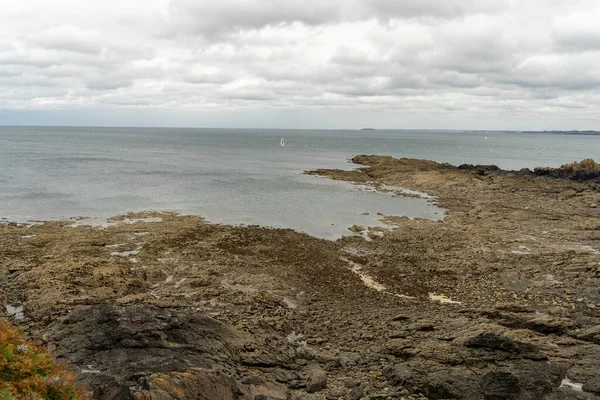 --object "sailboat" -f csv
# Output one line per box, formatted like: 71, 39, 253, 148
280, 138, 286, 147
